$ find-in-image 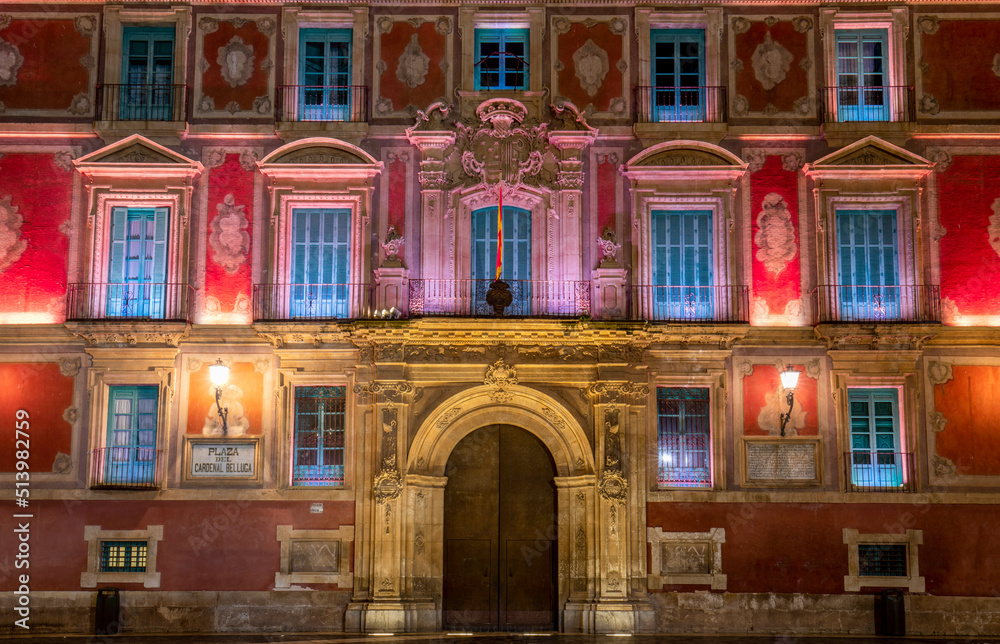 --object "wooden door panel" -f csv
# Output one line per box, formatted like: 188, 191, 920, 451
443, 538, 494, 629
